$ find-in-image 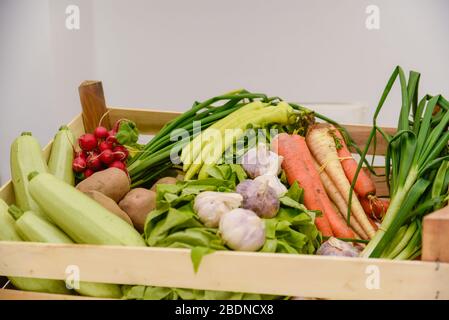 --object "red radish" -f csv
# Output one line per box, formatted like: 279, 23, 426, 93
84, 169, 94, 178
109, 160, 126, 171
72, 157, 87, 173
94, 126, 109, 139
78, 133, 97, 151
74, 150, 88, 160
106, 132, 118, 145
100, 149, 114, 165
112, 120, 124, 133
113, 145, 129, 161
87, 153, 102, 171
99, 140, 113, 152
